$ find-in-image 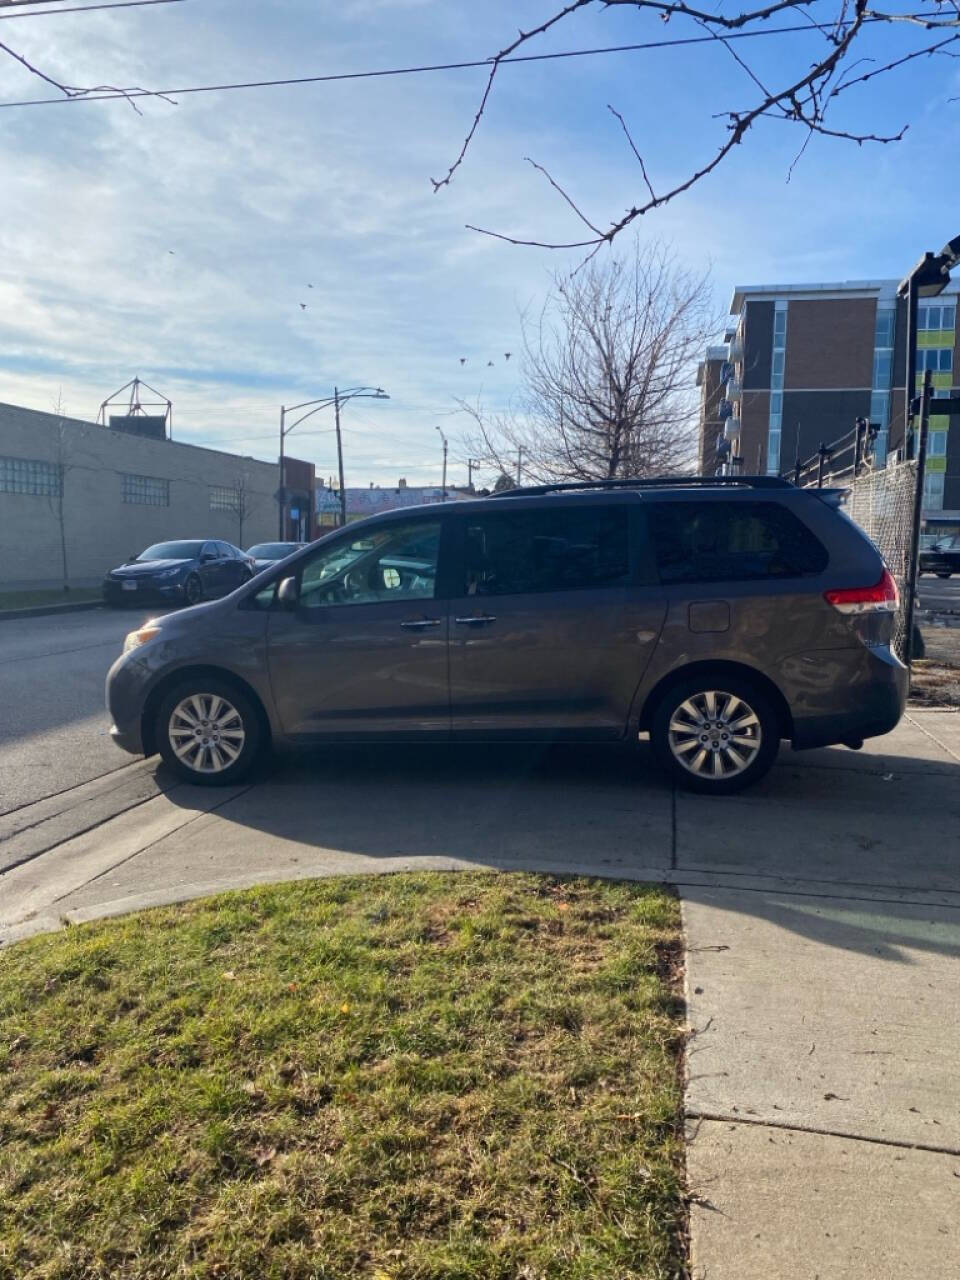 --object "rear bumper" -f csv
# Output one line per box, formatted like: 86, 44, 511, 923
784, 645, 908, 751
